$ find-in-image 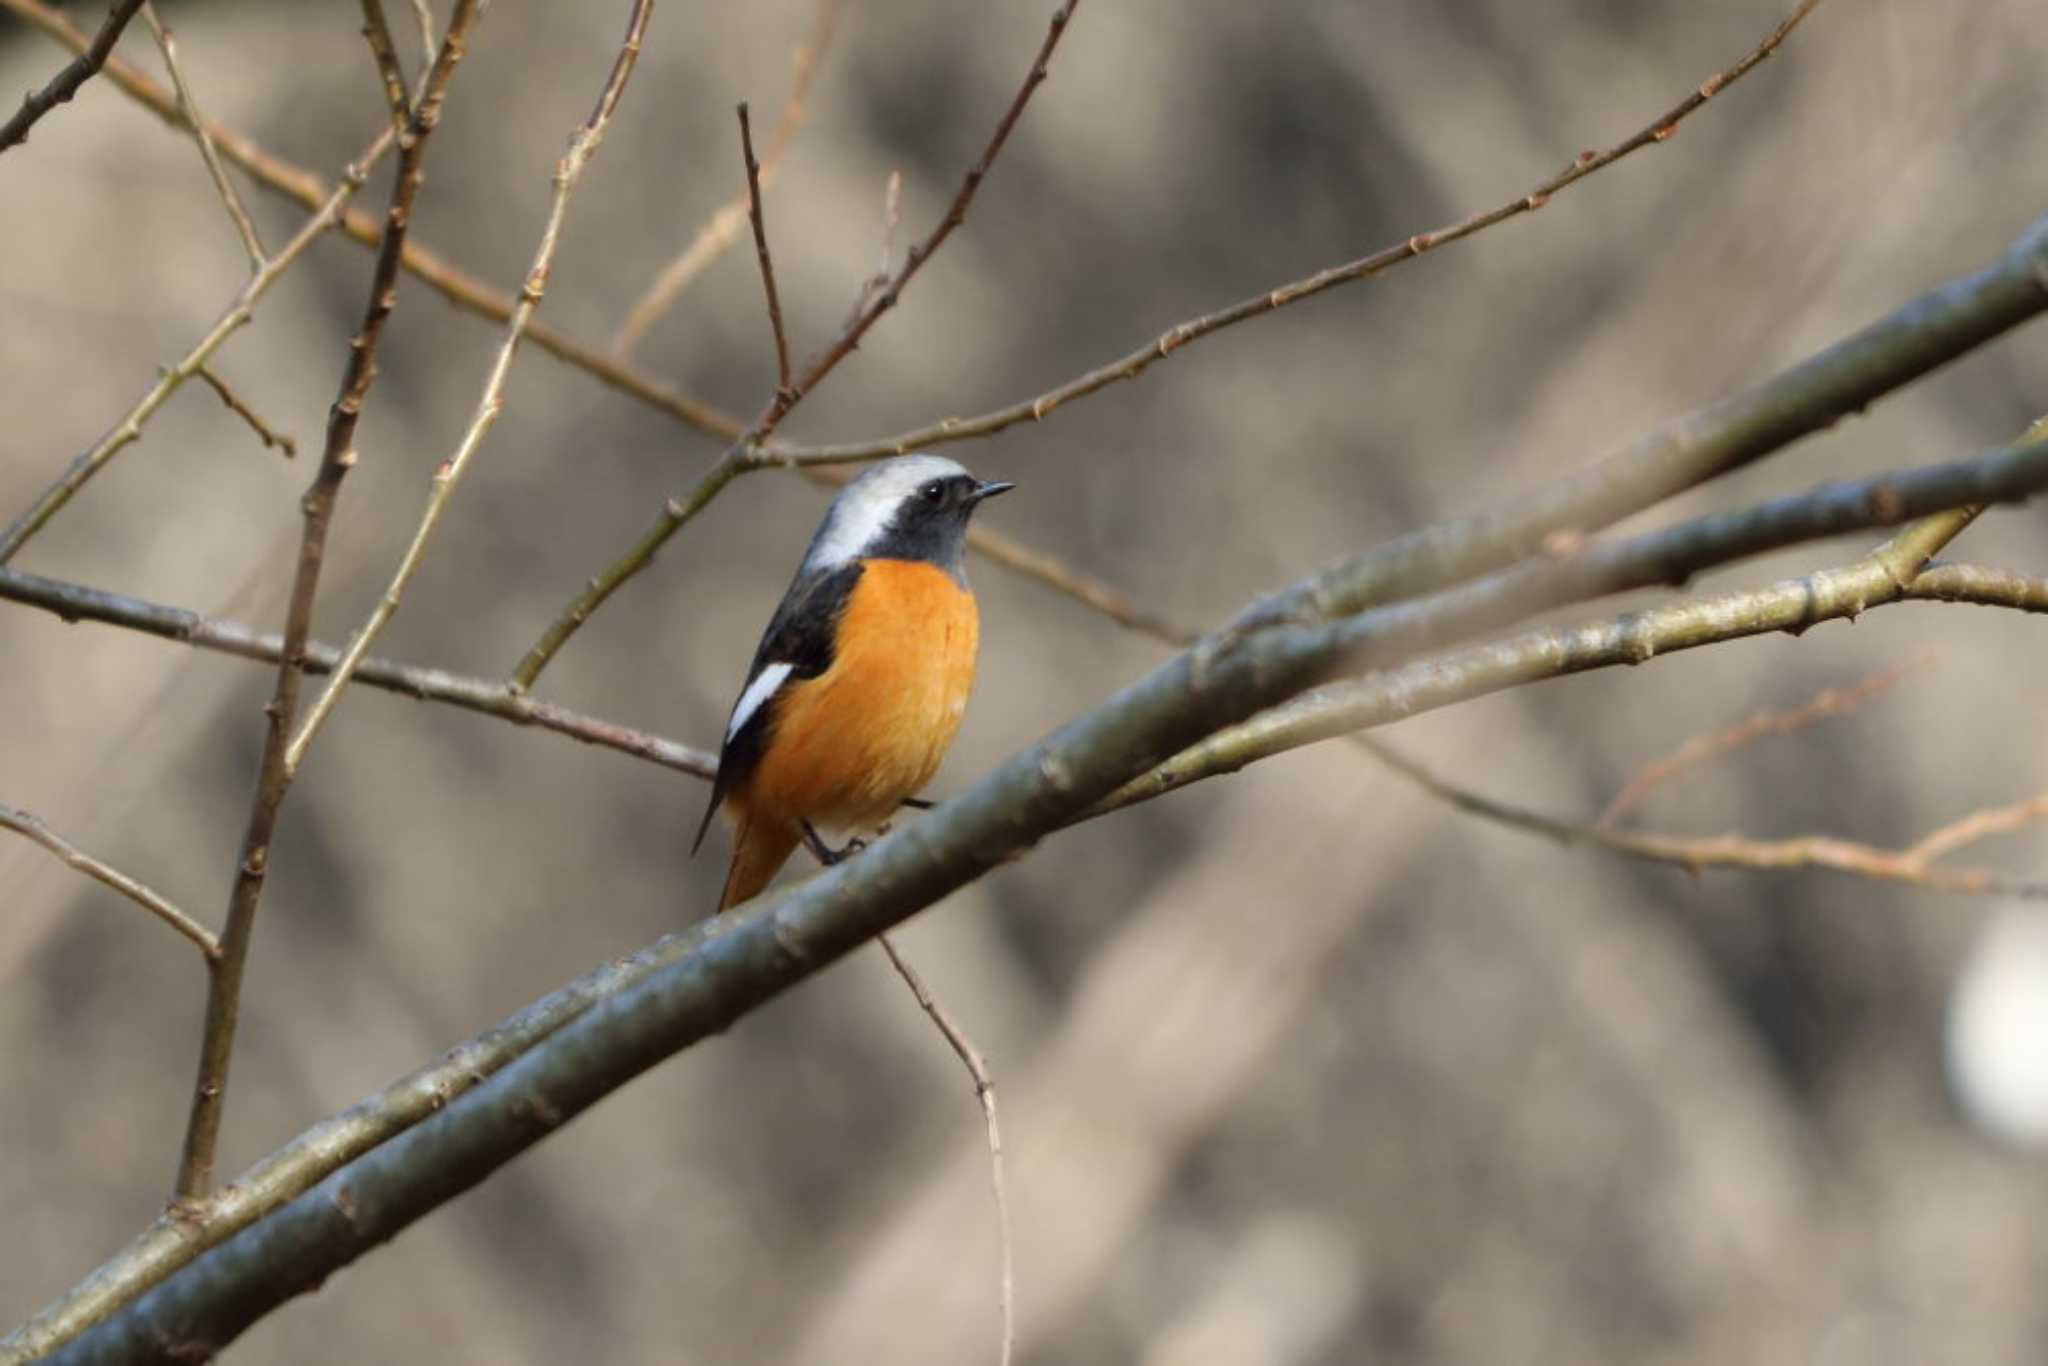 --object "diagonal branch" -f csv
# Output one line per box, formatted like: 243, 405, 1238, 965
508, 0, 1084, 690
141, 1, 266, 270
171, 0, 483, 1204
0, 0, 147, 153
284, 0, 652, 777
0, 803, 219, 959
